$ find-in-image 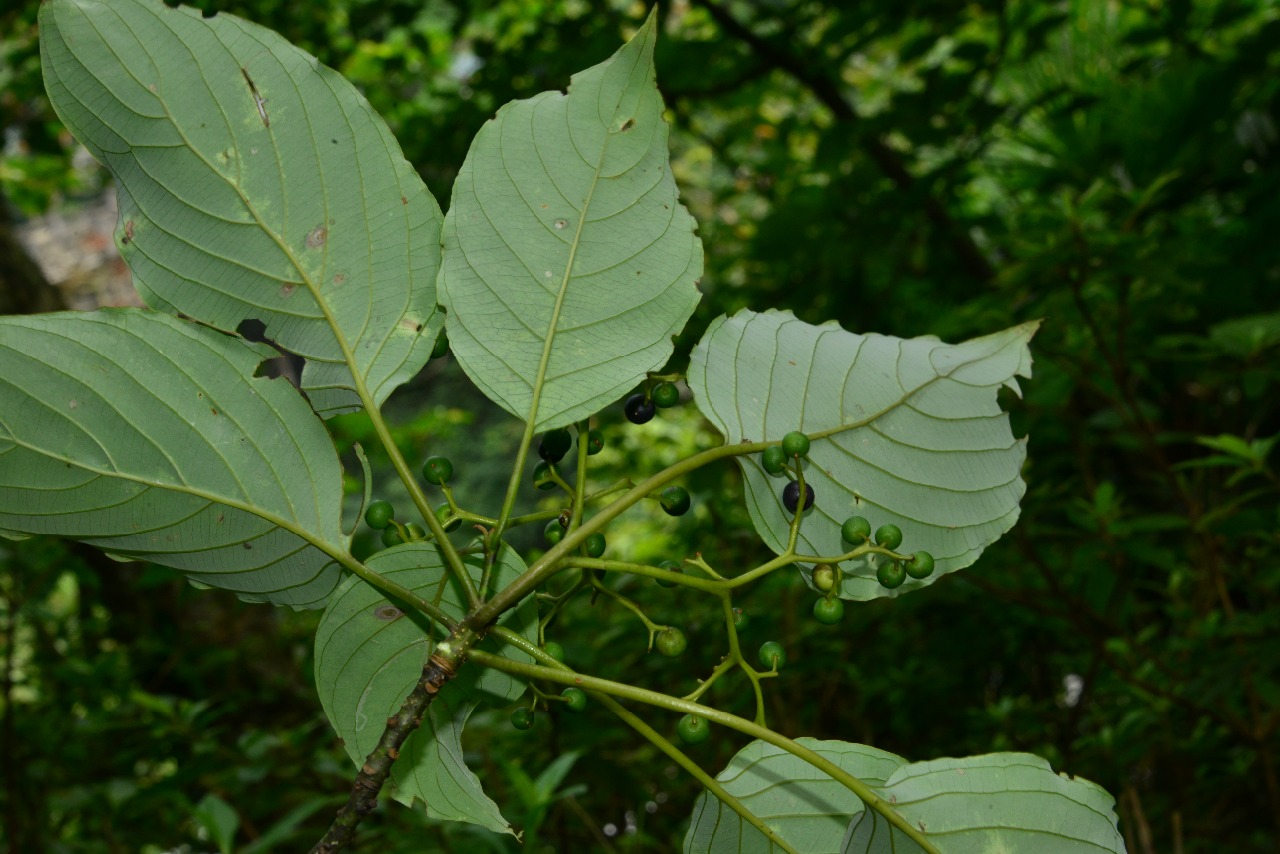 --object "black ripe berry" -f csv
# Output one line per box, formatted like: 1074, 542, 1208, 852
782, 480, 814, 513
624, 393, 656, 424
538, 428, 573, 462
